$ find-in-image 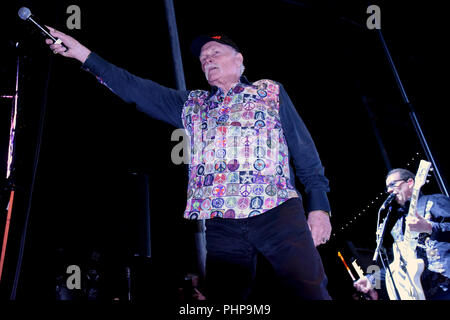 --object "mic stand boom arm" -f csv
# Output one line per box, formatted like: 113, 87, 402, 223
375, 29, 448, 196
373, 206, 391, 262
